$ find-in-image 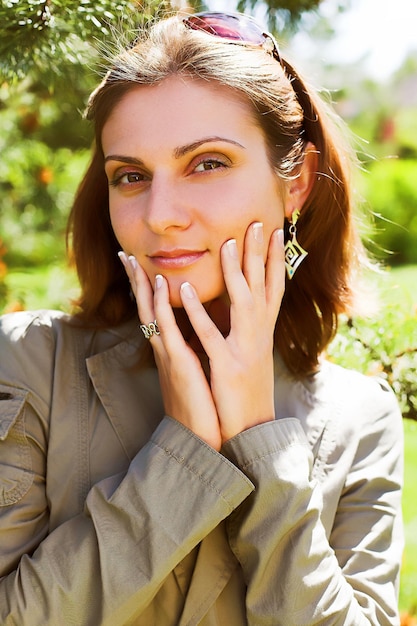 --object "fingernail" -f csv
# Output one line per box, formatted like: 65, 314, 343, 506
276, 229, 284, 248
253, 222, 264, 243
118, 251, 128, 266
155, 274, 163, 290
180, 282, 195, 299
128, 255, 138, 270
226, 239, 238, 259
